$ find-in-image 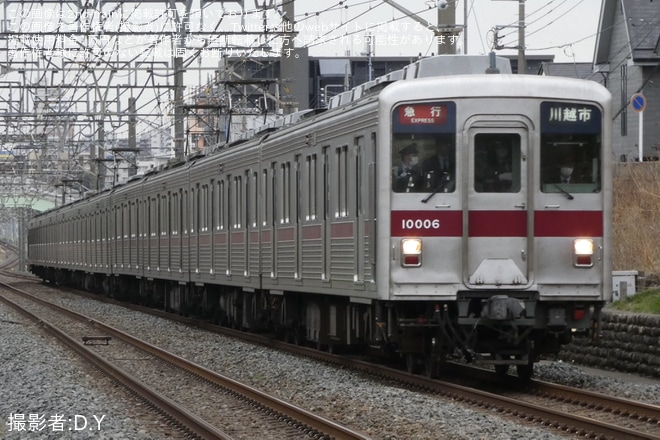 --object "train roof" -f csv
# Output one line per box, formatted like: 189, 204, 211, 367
208, 54, 512, 152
